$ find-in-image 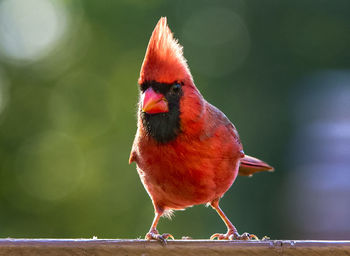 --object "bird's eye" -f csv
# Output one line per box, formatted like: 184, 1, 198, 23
171, 83, 181, 93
